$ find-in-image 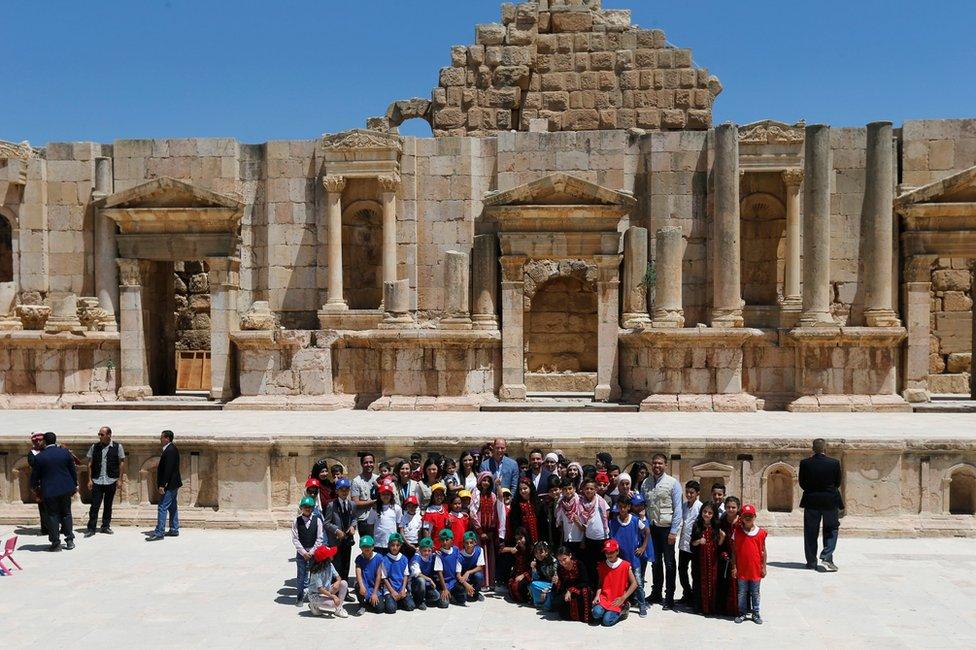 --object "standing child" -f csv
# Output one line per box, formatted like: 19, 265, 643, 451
447, 493, 471, 543
305, 545, 349, 617
591, 539, 638, 627
718, 496, 740, 617
579, 479, 610, 589
595, 471, 611, 506
732, 504, 767, 625
292, 496, 323, 606
470, 471, 504, 588
354, 536, 386, 615
380, 533, 414, 613
630, 493, 654, 597
690, 502, 724, 616
400, 495, 422, 560
458, 531, 486, 601
372, 484, 402, 556
608, 494, 648, 617
555, 478, 585, 558
410, 537, 441, 609
323, 477, 356, 595
677, 480, 702, 606
435, 529, 467, 606
710, 482, 727, 516
422, 483, 450, 540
